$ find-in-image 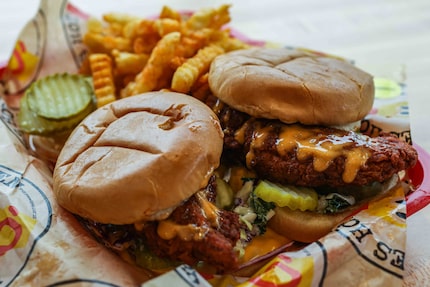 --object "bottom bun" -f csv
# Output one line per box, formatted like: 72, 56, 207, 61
268, 177, 403, 243
268, 205, 357, 243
